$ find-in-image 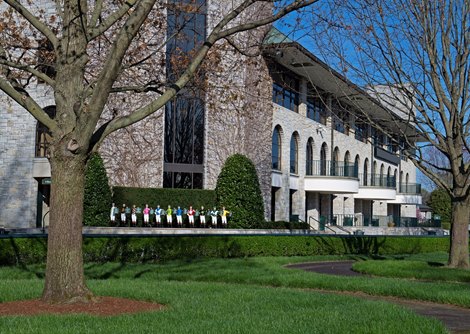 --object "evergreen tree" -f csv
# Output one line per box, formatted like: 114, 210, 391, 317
83, 153, 112, 226
215, 154, 264, 228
